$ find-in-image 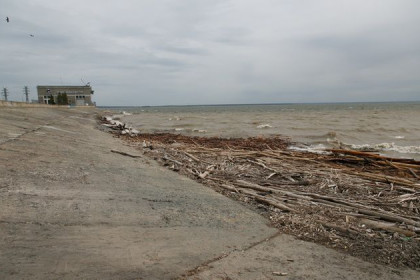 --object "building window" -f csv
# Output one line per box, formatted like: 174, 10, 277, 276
43, 96, 50, 104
